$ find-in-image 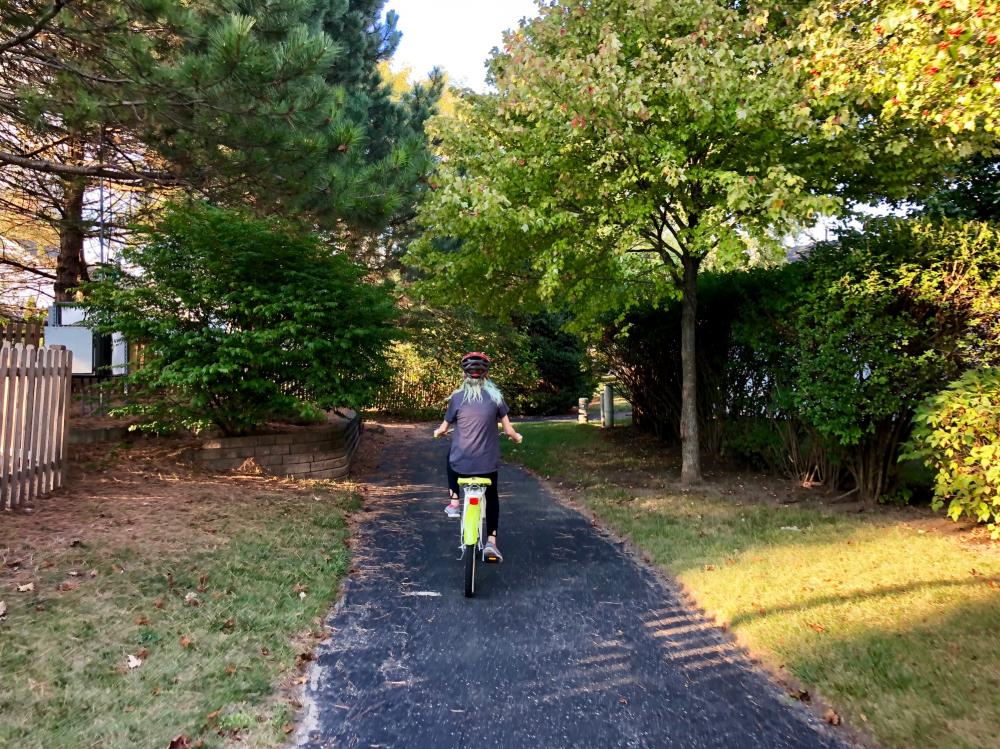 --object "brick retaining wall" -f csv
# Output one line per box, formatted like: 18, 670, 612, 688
193, 410, 362, 479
